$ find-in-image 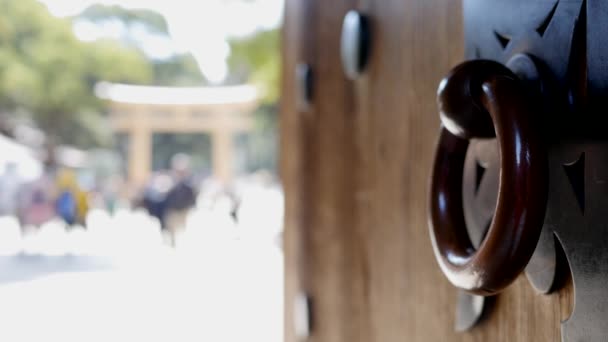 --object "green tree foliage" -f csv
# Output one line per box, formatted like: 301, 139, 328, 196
227, 29, 280, 103
0, 0, 152, 147
78, 4, 170, 35
151, 54, 206, 86
234, 103, 278, 174
74, 4, 211, 170
77, 4, 206, 86
227, 29, 280, 174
